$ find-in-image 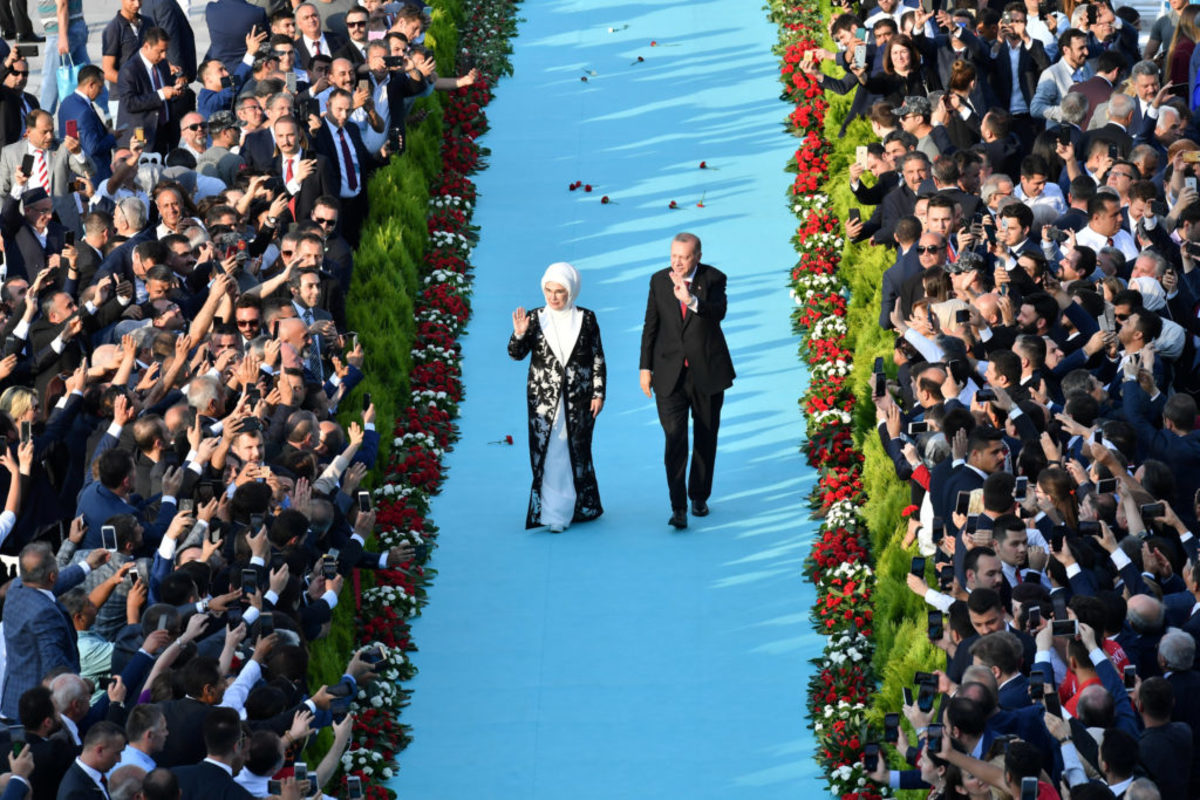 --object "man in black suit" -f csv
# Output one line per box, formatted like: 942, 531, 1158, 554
140, 0, 197, 82
639, 233, 735, 529
0, 188, 66, 282
56, 721, 125, 800
310, 89, 385, 246
0, 52, 37, 147
115, 28, 186, 154
294, 2, 345, 71
20, 686, 77, 800
274, 116, 336, 226
170, 708, 254, 800
333, 6, 369, 66
1080, 91, 1135, 160
986, 7, 1050, 151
